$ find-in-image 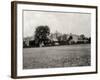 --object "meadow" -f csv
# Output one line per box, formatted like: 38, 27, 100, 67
23, 44, 91, 69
